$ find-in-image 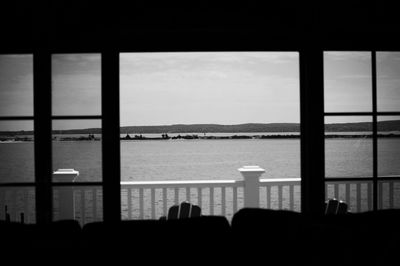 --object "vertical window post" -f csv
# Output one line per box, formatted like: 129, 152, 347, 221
102, 50, 121, 222
371, 50, 378, 211
300, 49, 325, 216
34, 50, 53, 224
